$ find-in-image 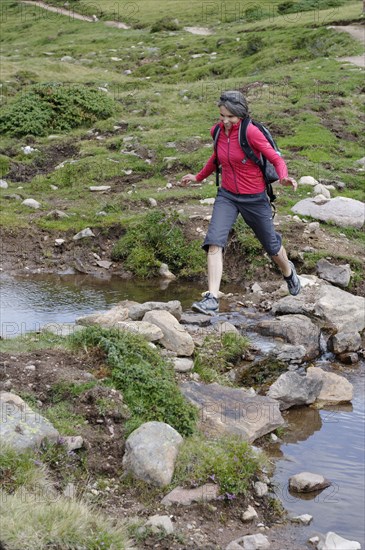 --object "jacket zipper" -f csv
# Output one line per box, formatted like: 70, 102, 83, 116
227, 136, 239, 193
